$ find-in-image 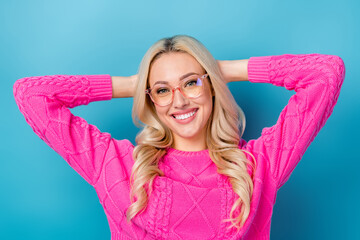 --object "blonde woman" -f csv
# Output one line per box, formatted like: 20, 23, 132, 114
13, 35, 345, 239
